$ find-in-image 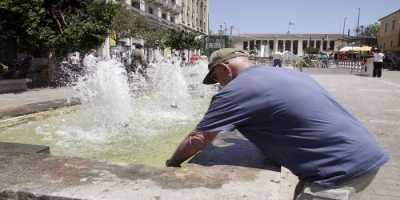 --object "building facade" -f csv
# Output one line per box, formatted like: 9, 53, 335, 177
121, 0, 208, 34
232, 33, 346, 57
179, 0, 208, 34
378, 9, 400, 53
